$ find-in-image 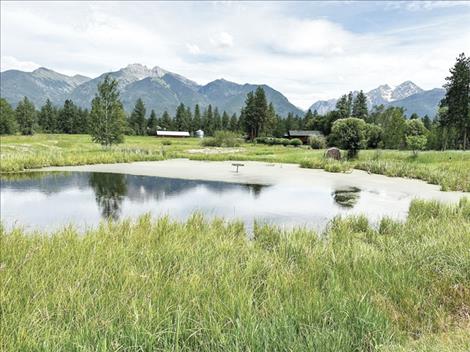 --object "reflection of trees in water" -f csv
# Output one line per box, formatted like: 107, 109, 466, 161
124, 176, 266, 202
332, 187, 361, 208
89, 173, 128, 220
243, 184, 264, 198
